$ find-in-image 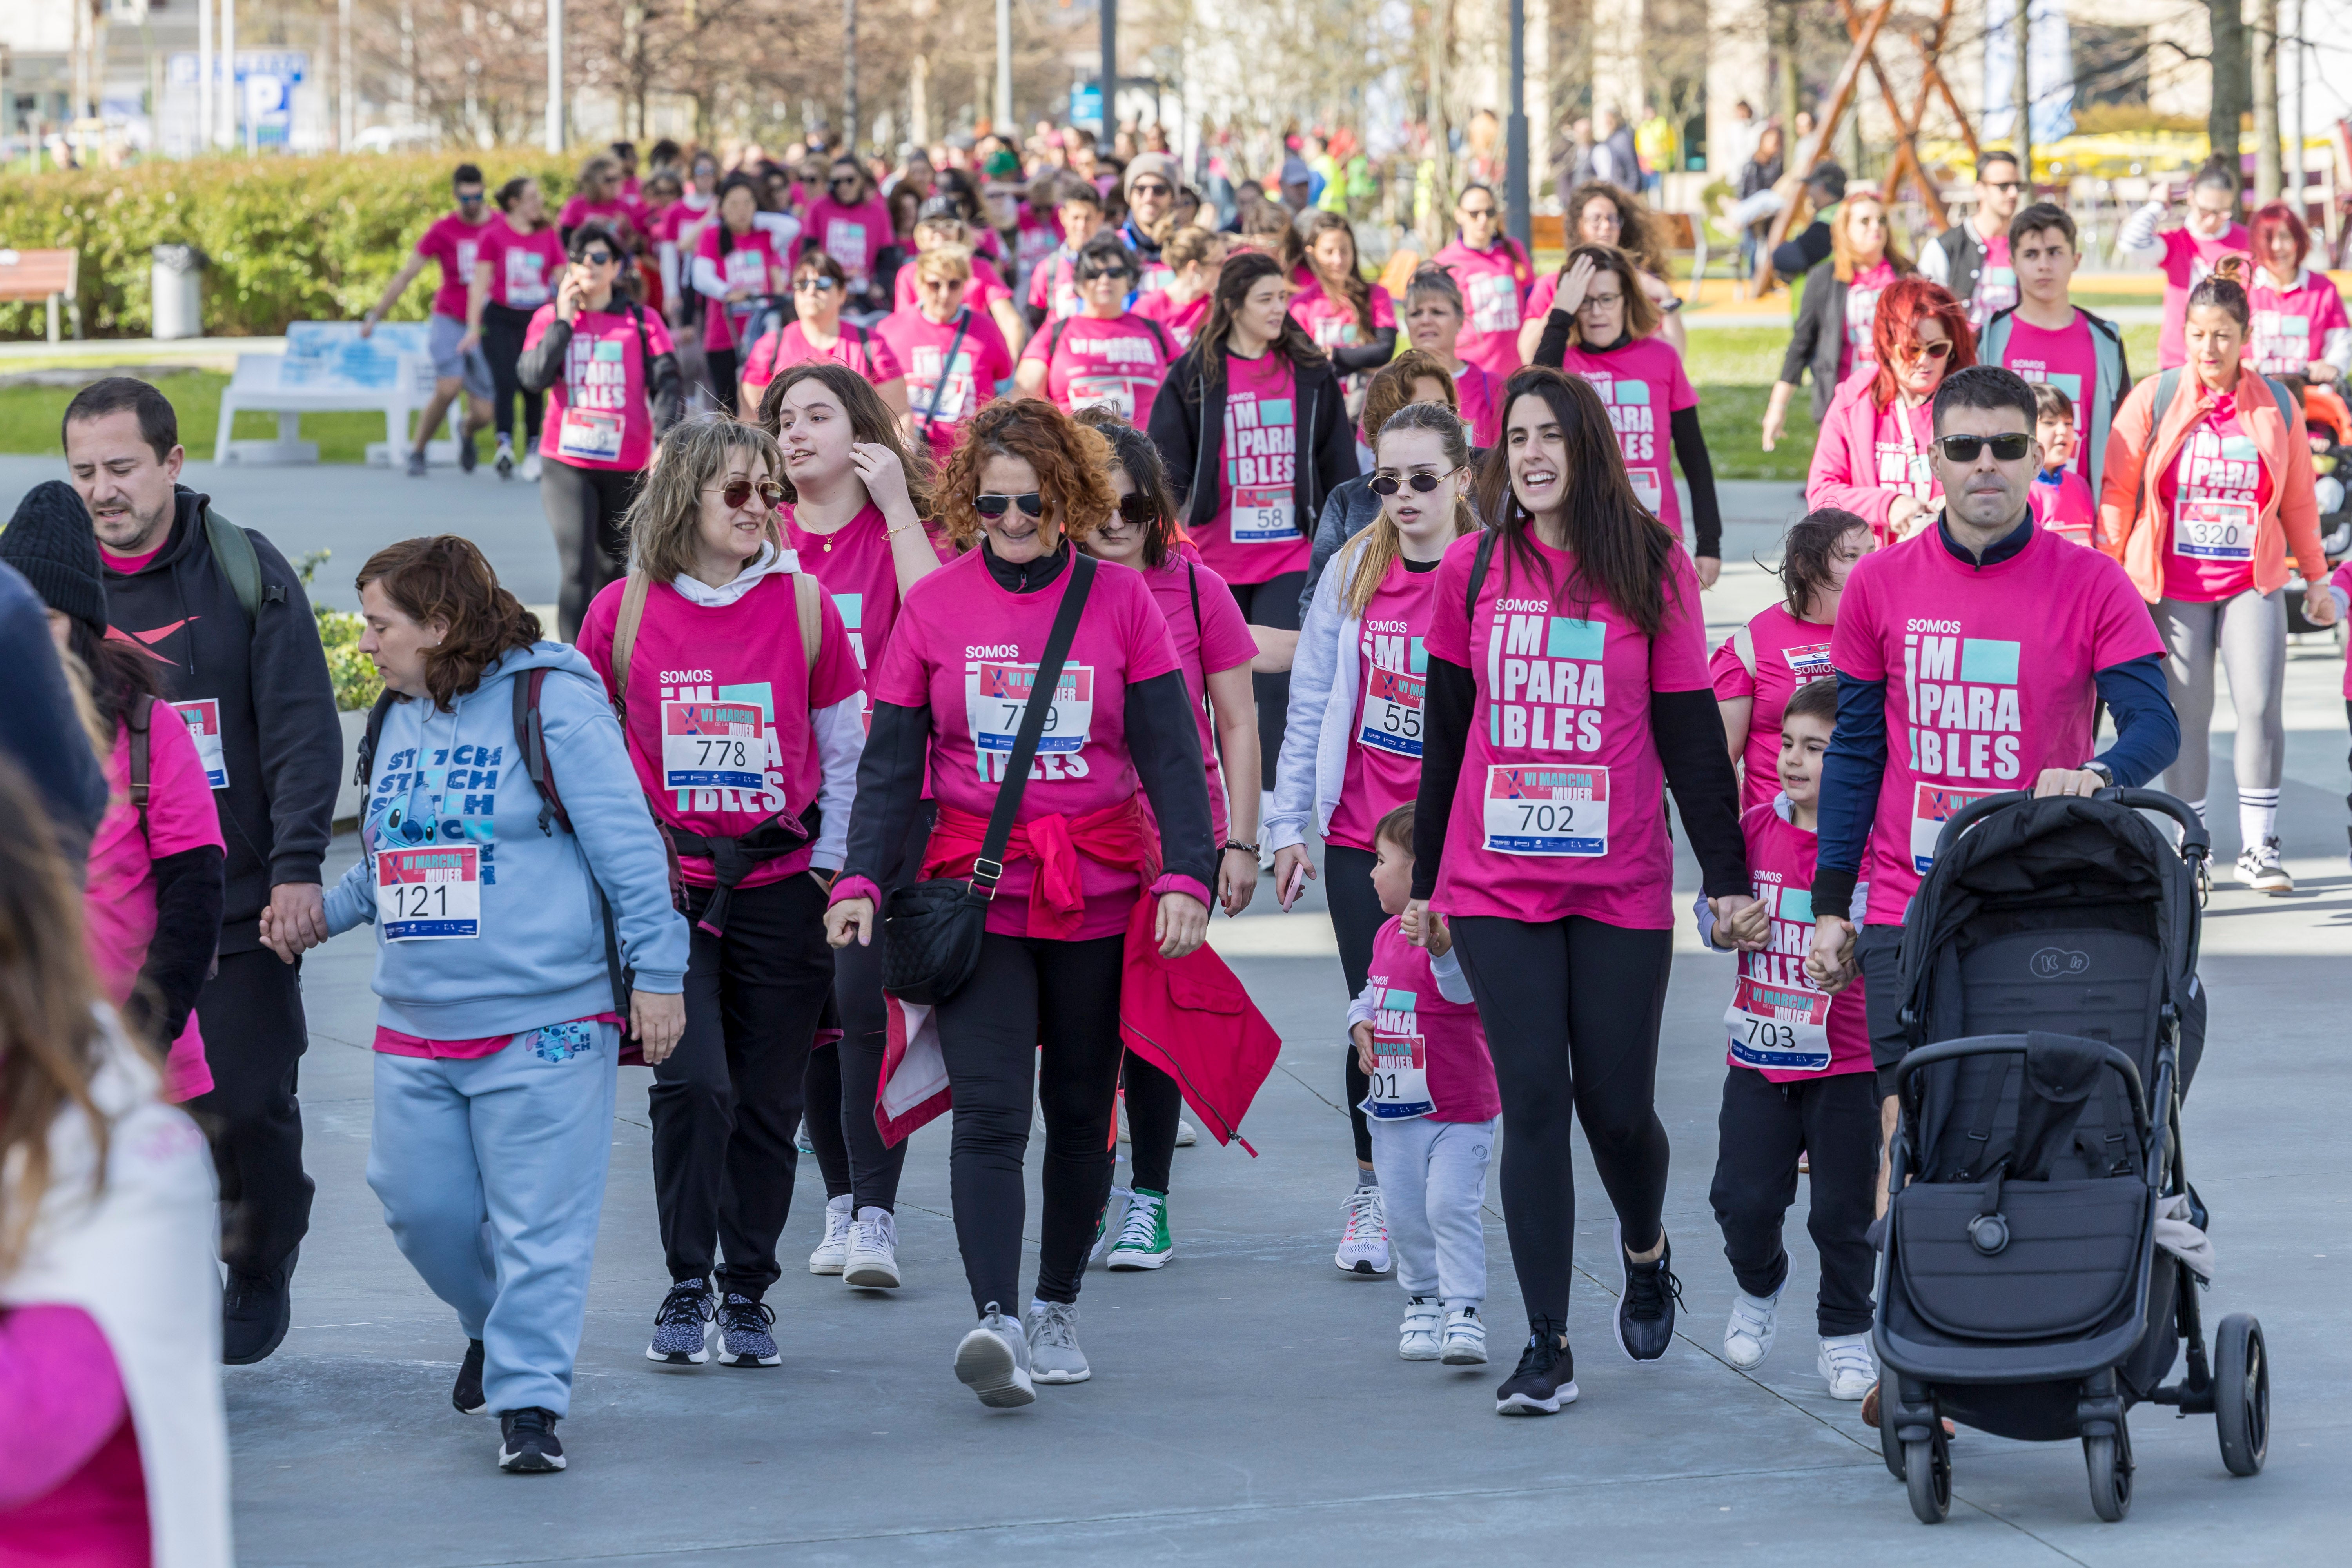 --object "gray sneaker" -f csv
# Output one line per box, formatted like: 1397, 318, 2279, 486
405, 448, 428, 477
2236, 836, 2293, 894
953, 1303, 1036, 1408
644, 1277, 714, 1368
1025, 1300, 1091, 1384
